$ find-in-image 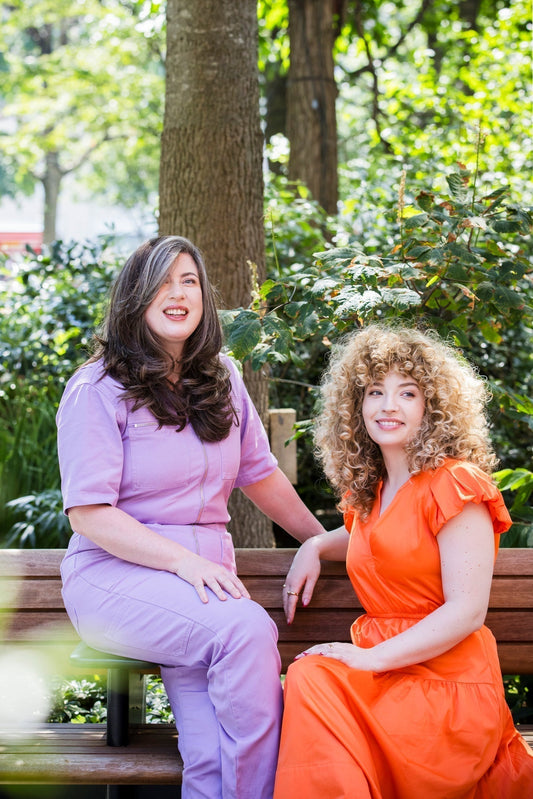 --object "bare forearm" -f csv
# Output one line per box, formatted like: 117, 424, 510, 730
68, 504, 190, 572
305, 599, 487, 671
241, 468, 326, 542
68, 504, 251, 604
281, 527, 350, 622
308, 526, 350, 561
368, 600, 486, 672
